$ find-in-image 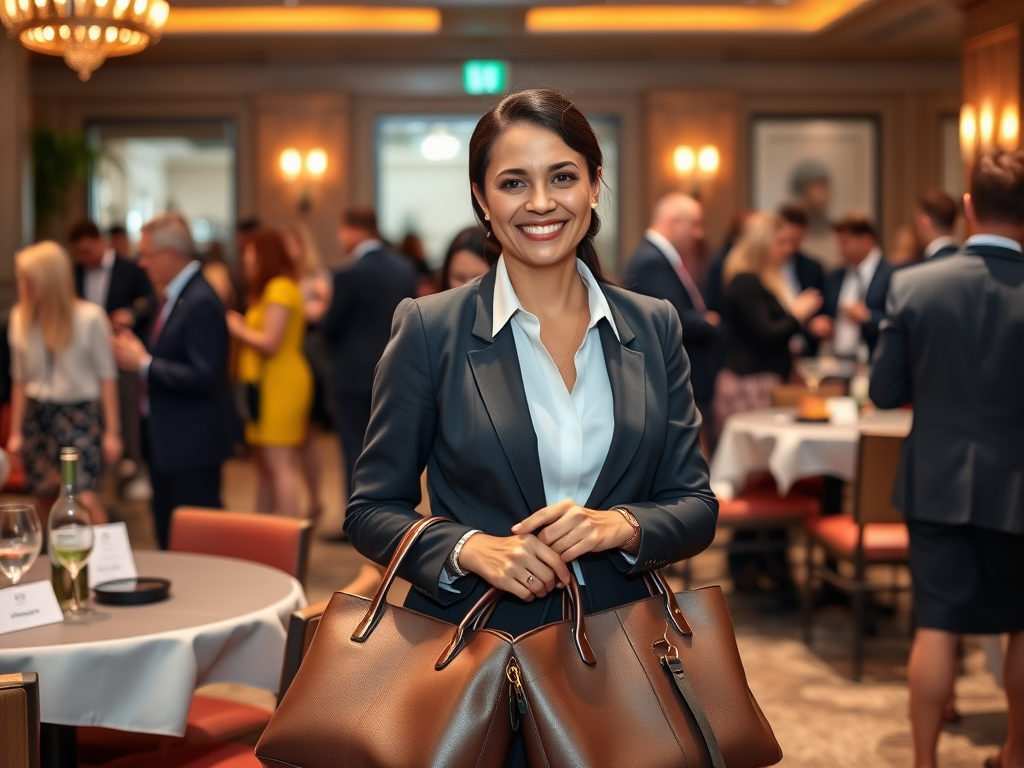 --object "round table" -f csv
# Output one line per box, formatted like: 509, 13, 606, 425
0, 550, 305, 737
710, 406, 913, 500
